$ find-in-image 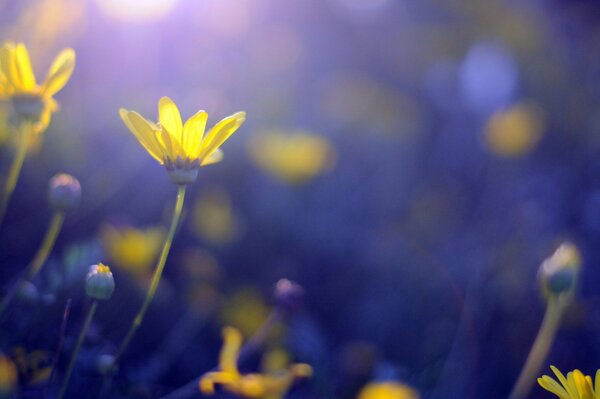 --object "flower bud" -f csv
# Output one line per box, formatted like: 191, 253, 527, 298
86, 264, 115, 301
48, 174, 81, 212
274, 279, 304, 313
539, 242, 581, 297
